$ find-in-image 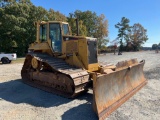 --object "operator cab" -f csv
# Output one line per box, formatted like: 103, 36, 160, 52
39, 21, 70, 53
